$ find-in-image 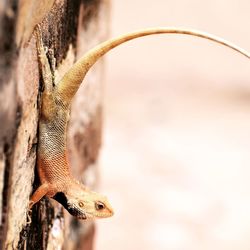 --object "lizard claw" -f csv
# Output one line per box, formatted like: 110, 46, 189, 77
26, 201, 34, 224
44, 46, 48, 54
29, 200, 35, 209
26, 212, 32, 225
